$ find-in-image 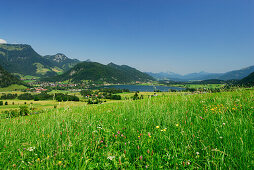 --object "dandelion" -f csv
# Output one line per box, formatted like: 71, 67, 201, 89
176, 124, 179, 127
138, 136, 140, 138
37, 158, 40, 162
156, 126, 160, 128
58, 161, 62, 165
